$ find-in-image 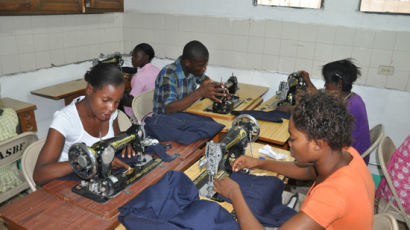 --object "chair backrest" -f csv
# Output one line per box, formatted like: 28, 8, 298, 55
373, 213, 399, 230
21, 138, 46, 192
132, 89, 154, 122
377, 136, 410, 227
0, 132, 38, 168
361, 124, 384, 159
0, 132, 38, 203
117, 109, 132, 132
